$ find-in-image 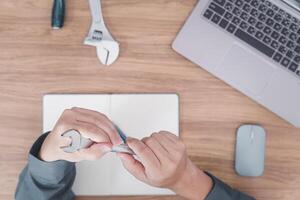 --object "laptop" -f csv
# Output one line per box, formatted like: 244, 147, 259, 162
173, 0, 300, 127
43, 94, 179, 196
